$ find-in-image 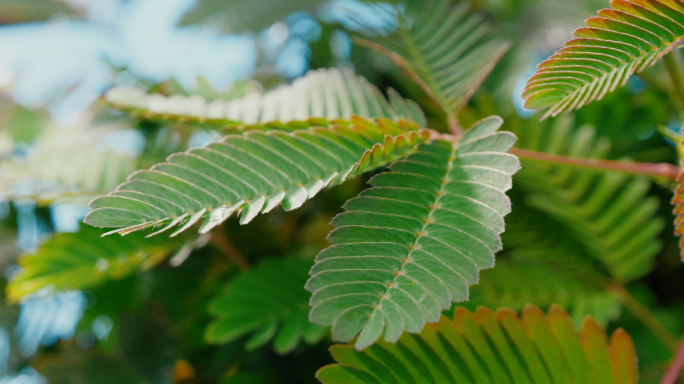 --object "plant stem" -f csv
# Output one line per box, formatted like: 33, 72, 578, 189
664, 51, 684, 121
662, 336, 684, 384
613, 286, 679, 353
209, 232, 250, 270
447, 114, 463, 138
510, 148, 679, 181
